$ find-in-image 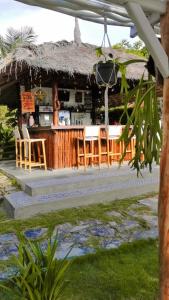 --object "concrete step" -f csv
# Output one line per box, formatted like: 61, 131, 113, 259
3, 172, 159, 219
24, 166, 159, 196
